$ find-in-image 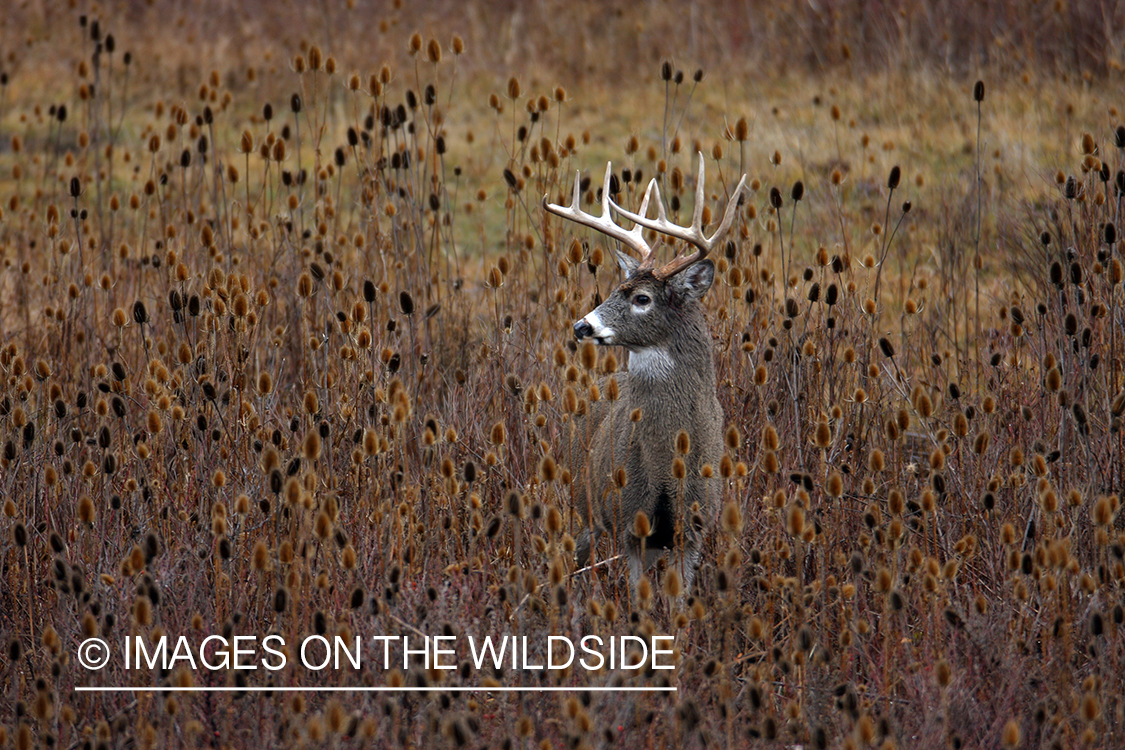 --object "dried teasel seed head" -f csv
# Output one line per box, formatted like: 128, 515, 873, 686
936, 659, 952, 688
539, 455, 557, 482
724, 425, 740, 450
826, 471, 843, 498
580, 341, 597, 370
1001, 719, 1020, 748
762, 424, 779, 451
634, 511, 651, 538
303, 430, 322, 461
786, 504, 805, 536
814, 420, 831, 448
664, 567, 682, 598
721, 501, 742, 534
426, 38, 442, 64
1093, 495, 1116, 526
